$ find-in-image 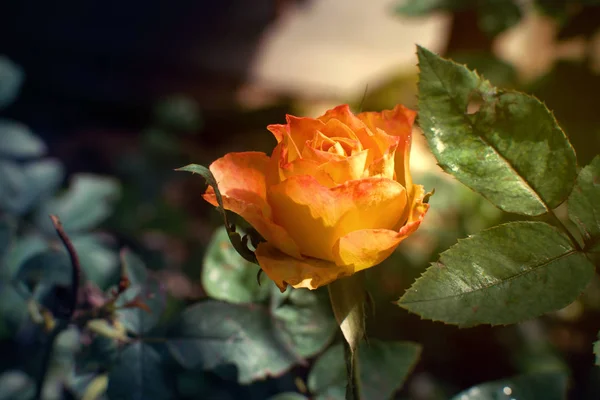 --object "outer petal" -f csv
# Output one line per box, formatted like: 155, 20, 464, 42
255, 242, 353, 291
357, 104, 416, 193
267, 115, 325, 149
268, 175, 407, 262
203, 152, 302, 258
334, 184, 430, 270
